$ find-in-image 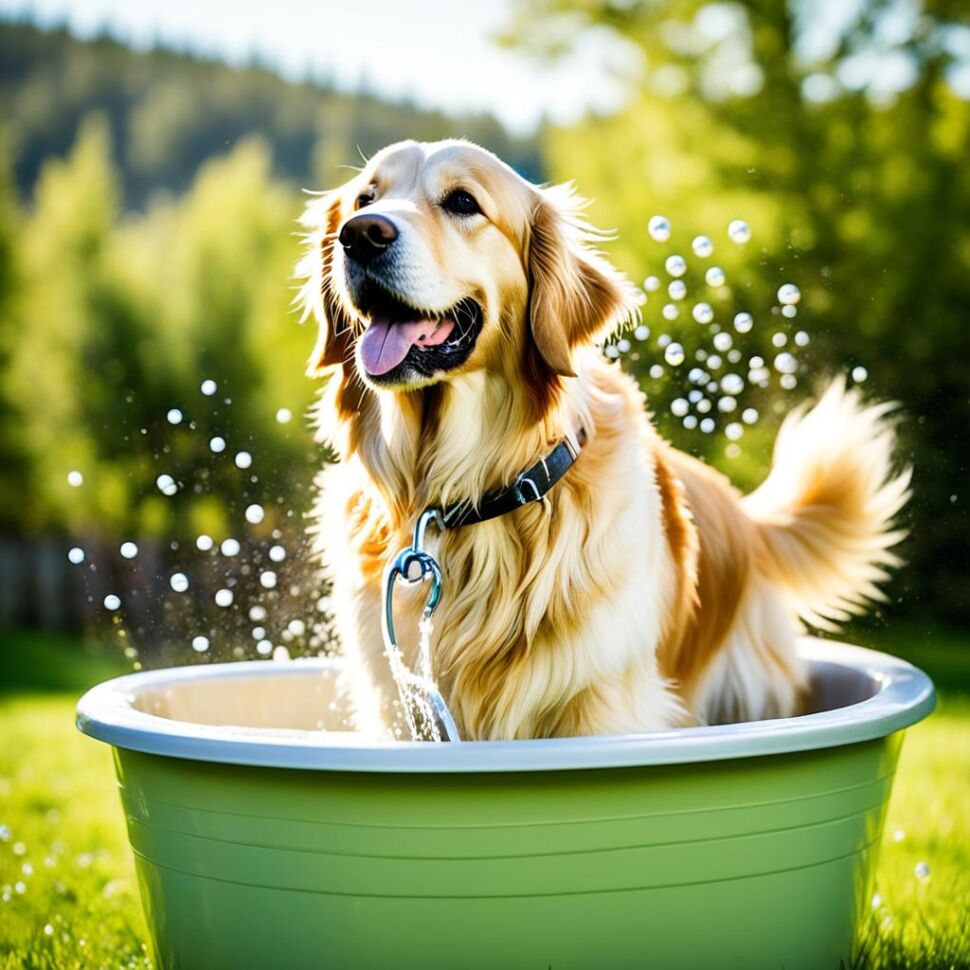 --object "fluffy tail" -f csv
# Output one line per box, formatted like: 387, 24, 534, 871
743, 377, 911, 630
